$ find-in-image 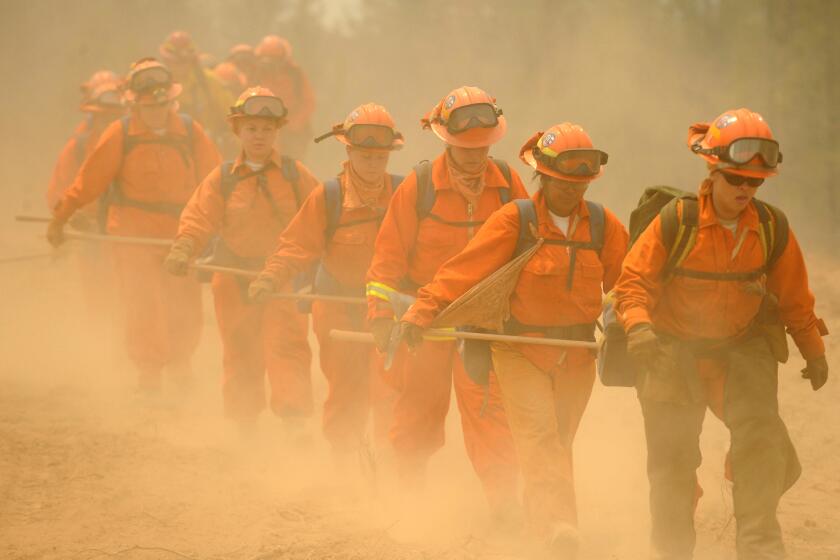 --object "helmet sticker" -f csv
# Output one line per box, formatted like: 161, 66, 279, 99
444, 95, 456, 110
542, 132, 556, 147
348, 110, 359, 122
715, 114, 738, 129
